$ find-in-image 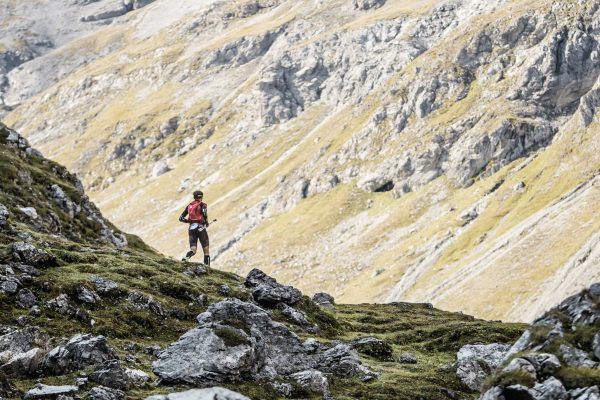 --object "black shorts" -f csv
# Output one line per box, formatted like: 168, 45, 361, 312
189, 226, 209, 248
